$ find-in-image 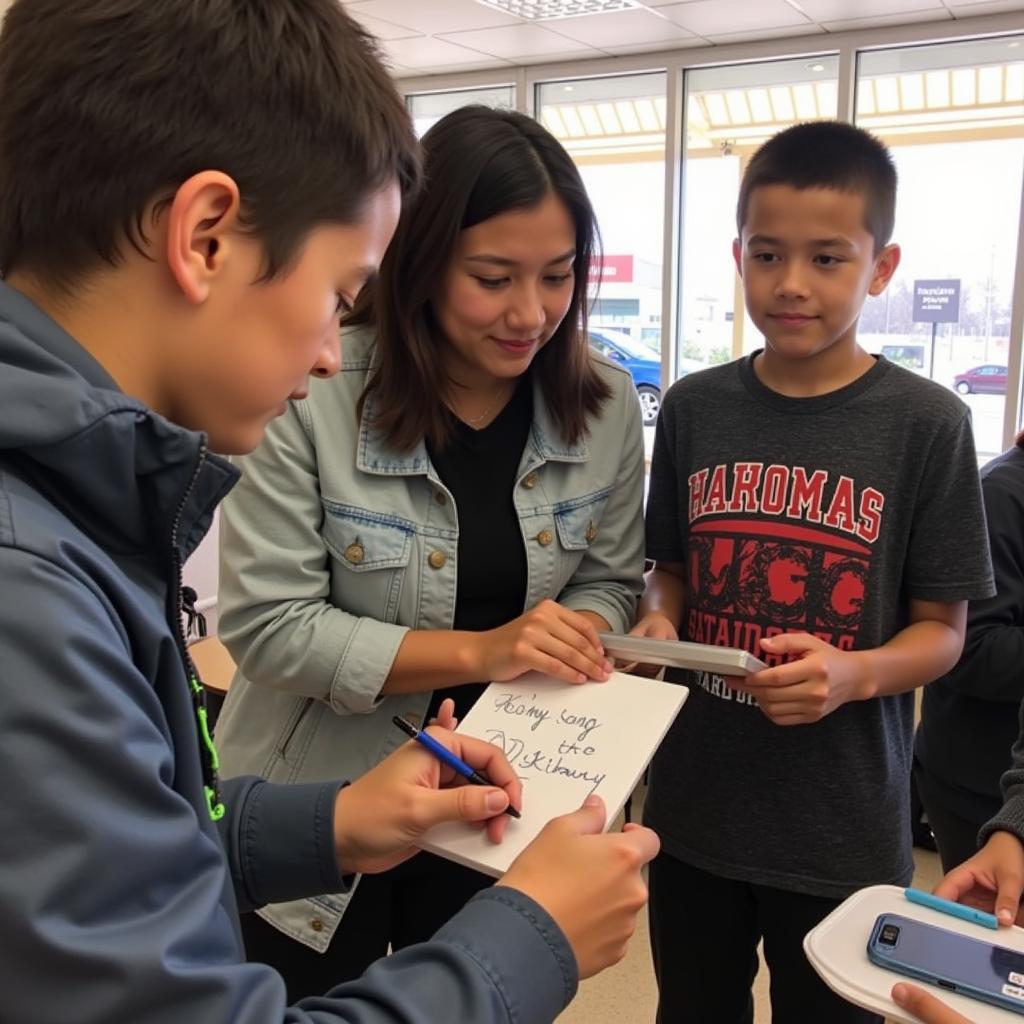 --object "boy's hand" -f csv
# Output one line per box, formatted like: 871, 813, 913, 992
333, 726, 521, 875
732, 633, 871, 725
891, 983, 975, 1023
621, 612, 678, 677
934, 831, 1024, 927
500, 795, 659, 979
